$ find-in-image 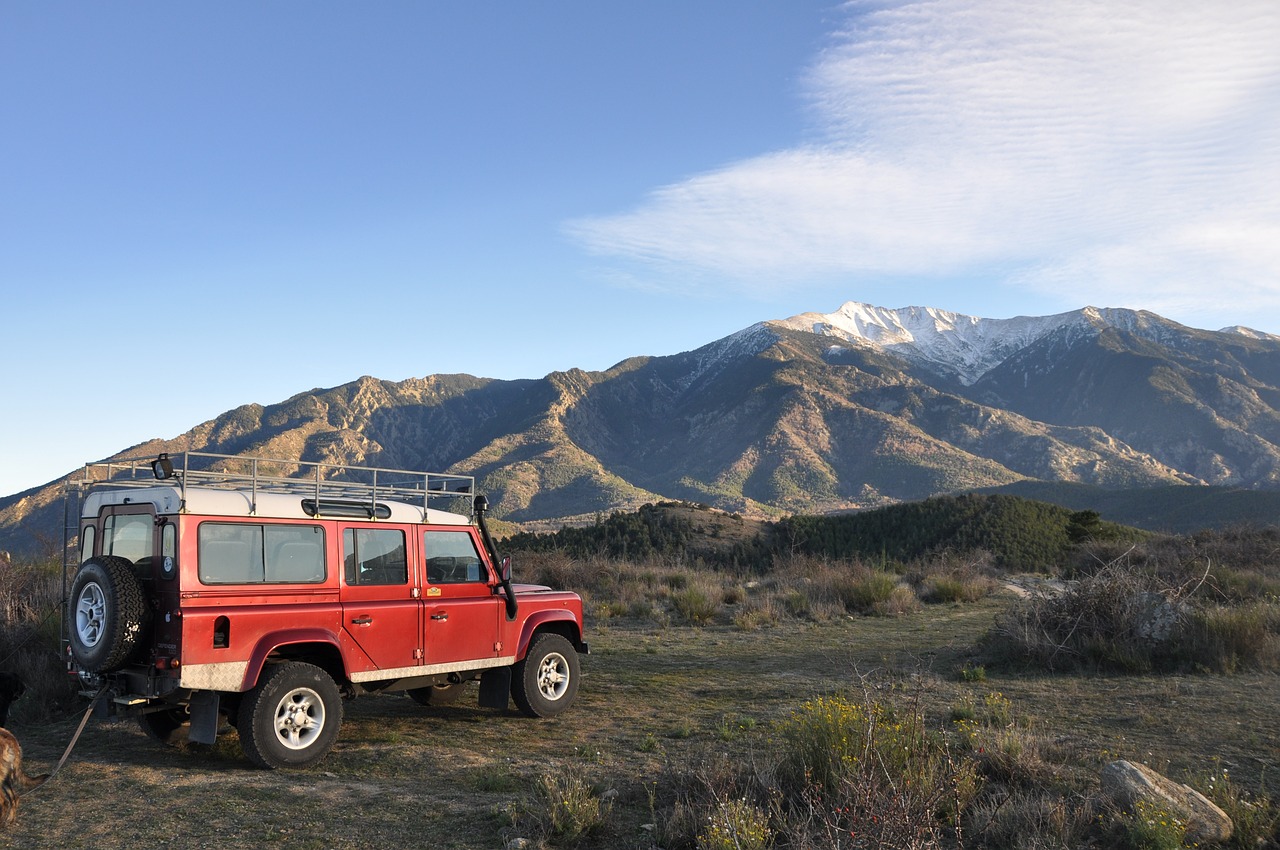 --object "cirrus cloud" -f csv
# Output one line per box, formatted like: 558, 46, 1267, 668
567, 0, 1280, 316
